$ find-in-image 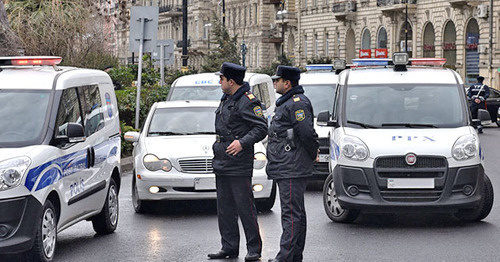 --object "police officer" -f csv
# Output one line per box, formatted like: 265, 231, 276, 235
467, 76, 490, 133
266, 66, 319, 262
208, 62, 268, 261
